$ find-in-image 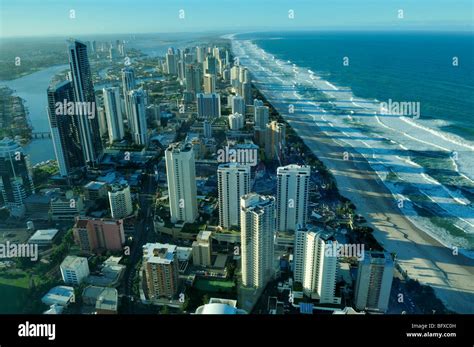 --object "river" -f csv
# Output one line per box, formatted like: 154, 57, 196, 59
0, 64, 69, 165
